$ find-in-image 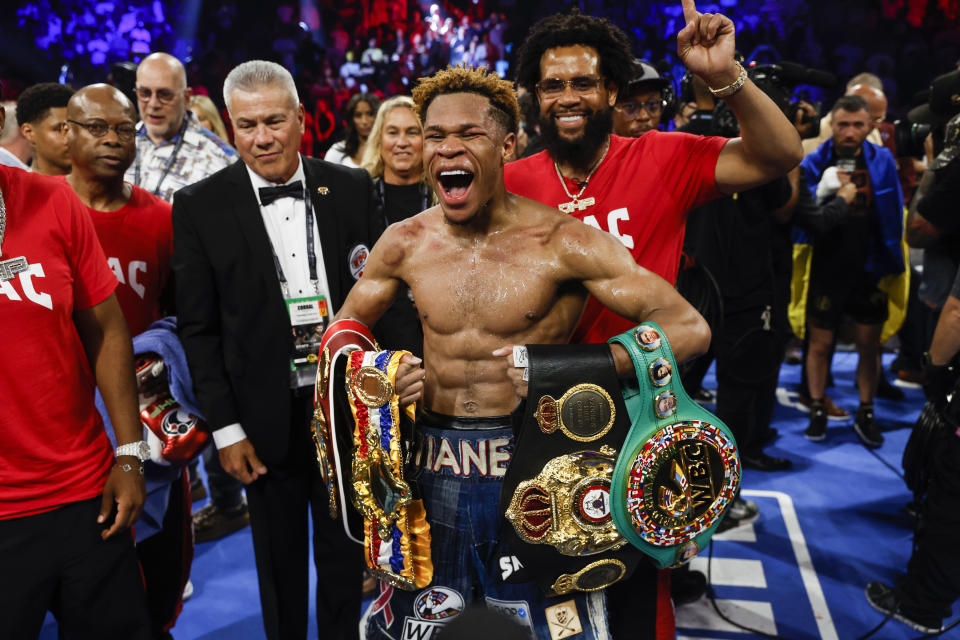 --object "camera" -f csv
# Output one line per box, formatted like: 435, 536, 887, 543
711, 61, 837, 138
893, 119, 933, 158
